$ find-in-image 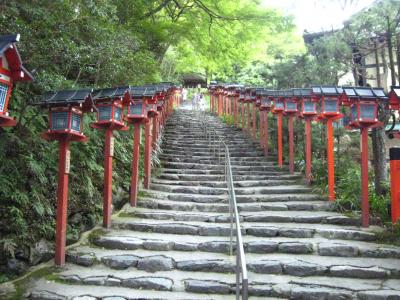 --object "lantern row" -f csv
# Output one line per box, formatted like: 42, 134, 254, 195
38, 84, 182, 266
209, 84, 400, 229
